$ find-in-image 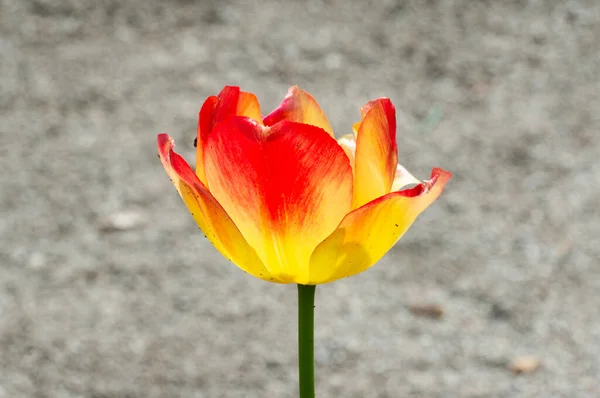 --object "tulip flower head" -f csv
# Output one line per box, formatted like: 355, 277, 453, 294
158, 86, 450, 285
